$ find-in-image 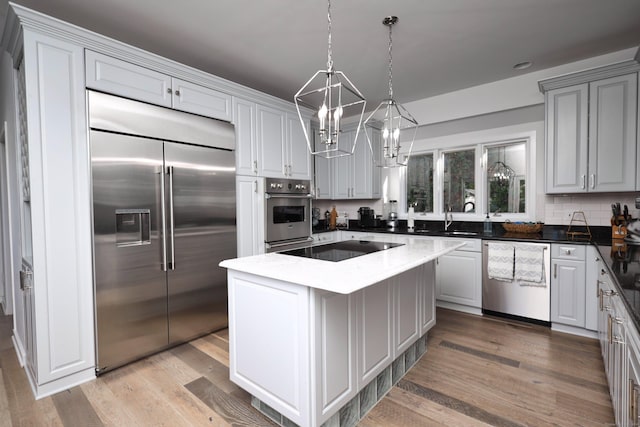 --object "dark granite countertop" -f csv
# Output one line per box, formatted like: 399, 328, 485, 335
314, 219, 611, 246
598, 243, 640, 333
